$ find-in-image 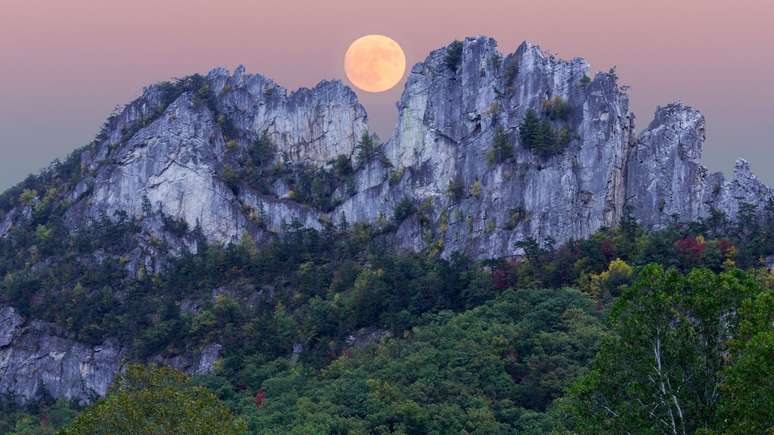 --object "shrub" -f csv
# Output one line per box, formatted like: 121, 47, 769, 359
162, 213, 190, 237
224, 139, 239, 152
580, 74, 591, 86
469, 180, 482, 198
542, 96, 571, 121
505, 61, 519, 85
19, 189, 37, 205
504, 207, 529, 230
355, 132, 384, 167
393, 197, 416, 223
247, 134, 275, 167
485, 218, 496, 233
519, 109, 570, 159
486, 127, 514, 165
389, 167, 405, 186
448, 178, 465, 201
332, 154, 354, 177
445, 40, 464, 70
222, 165, 240, 194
